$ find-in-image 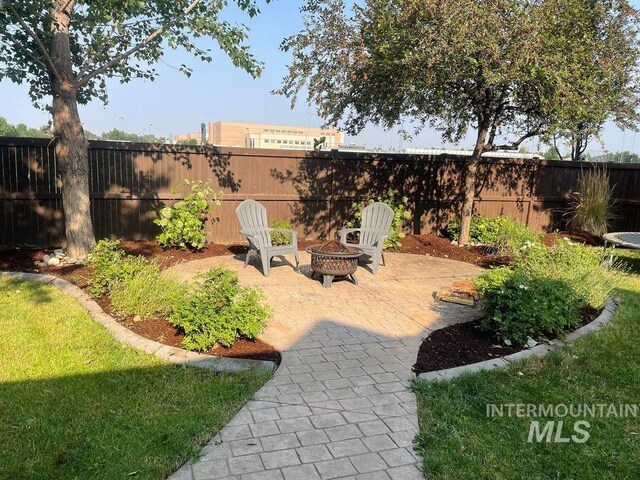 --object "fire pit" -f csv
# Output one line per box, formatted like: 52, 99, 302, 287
306, 240, 362, 288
